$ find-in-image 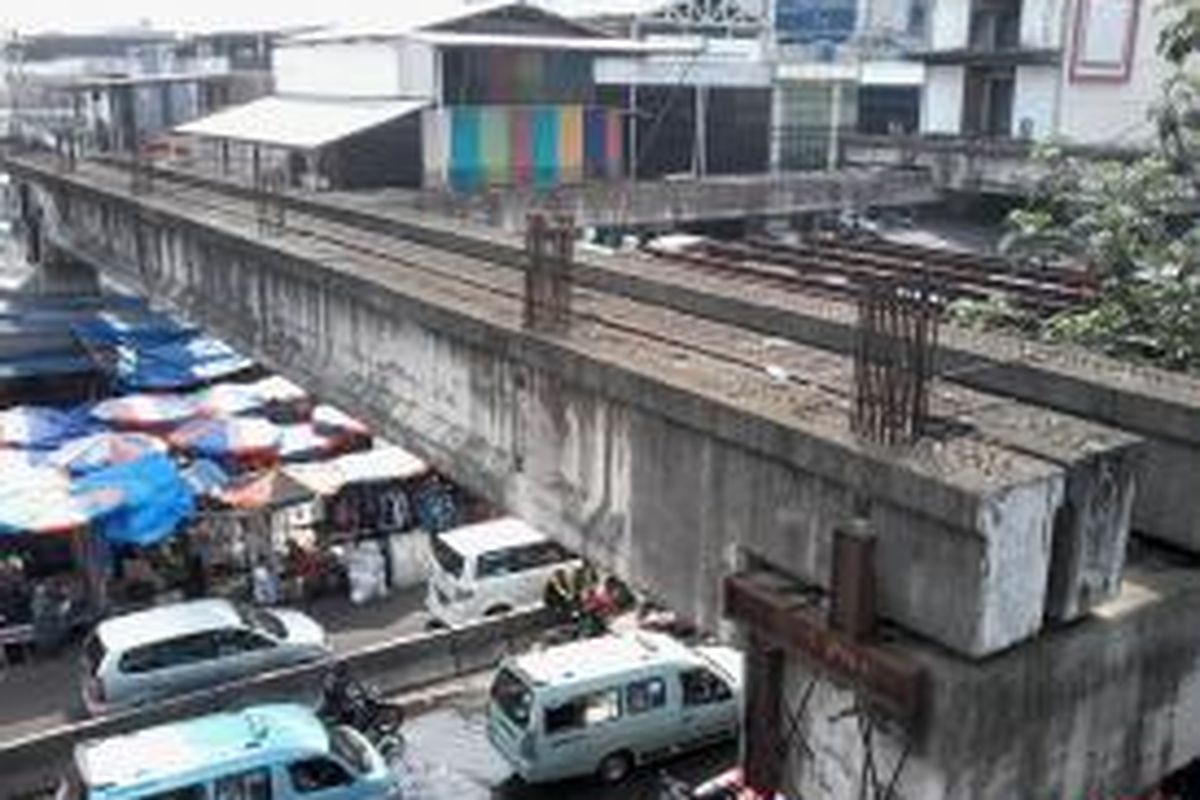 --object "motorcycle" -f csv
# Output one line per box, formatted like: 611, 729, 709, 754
316, 665, 406, 760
